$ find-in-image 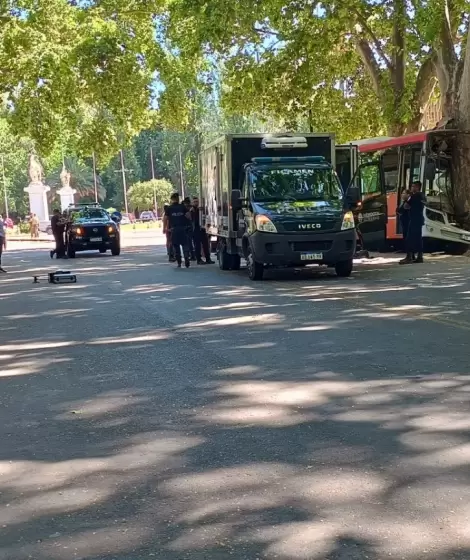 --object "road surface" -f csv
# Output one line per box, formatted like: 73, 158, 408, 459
1, 235, 470, 560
